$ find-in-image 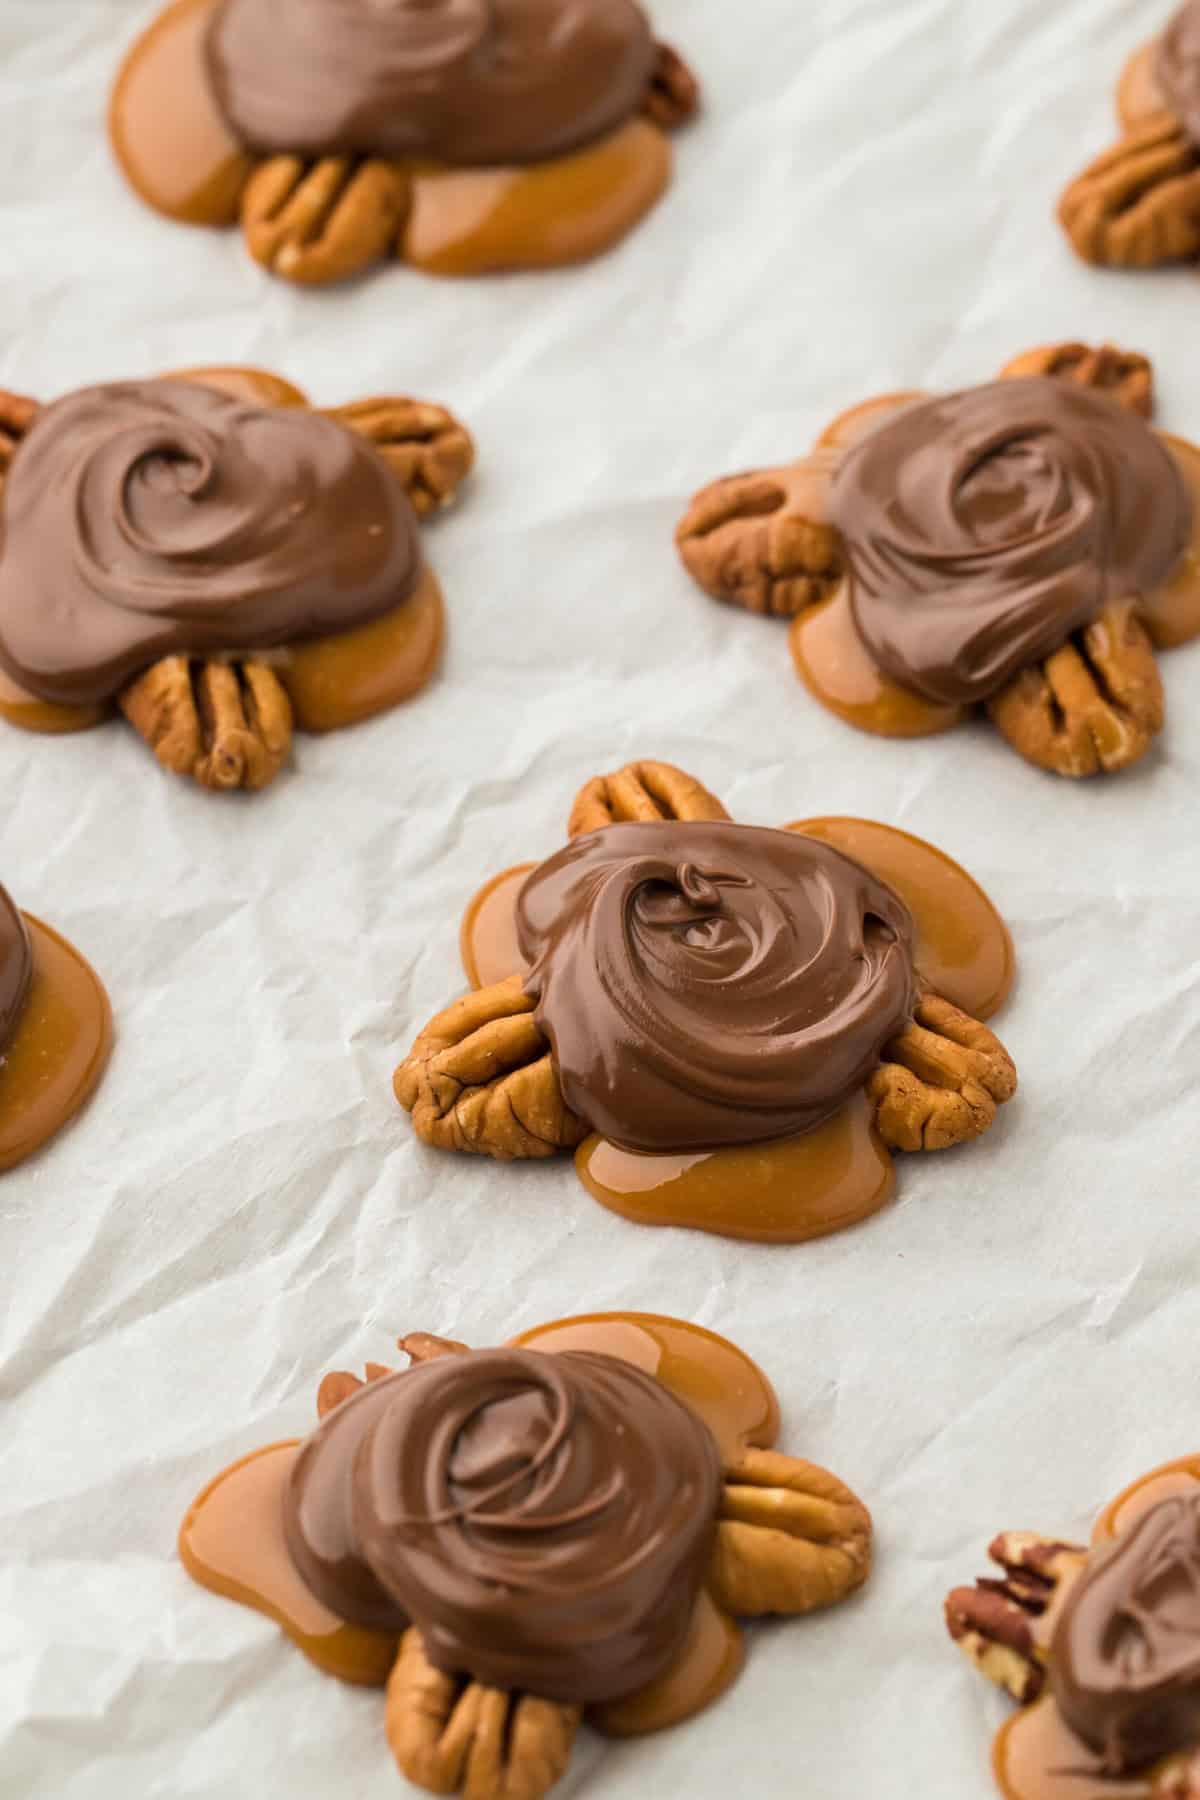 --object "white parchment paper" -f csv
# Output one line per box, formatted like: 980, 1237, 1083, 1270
4, 1, 1200, 1793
